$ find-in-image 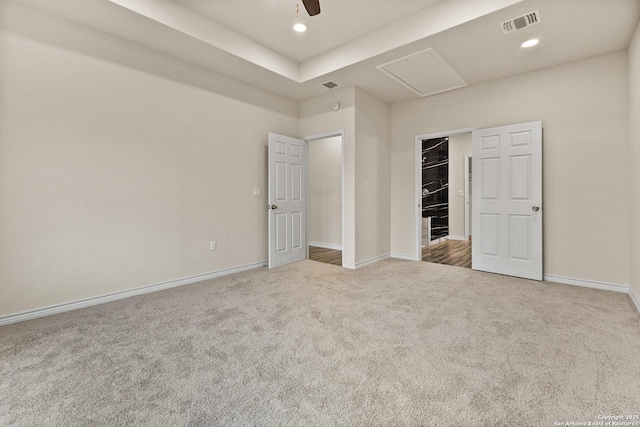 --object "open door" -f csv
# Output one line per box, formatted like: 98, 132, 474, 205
472, 121, 542, 280
268, 133, 306, 269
